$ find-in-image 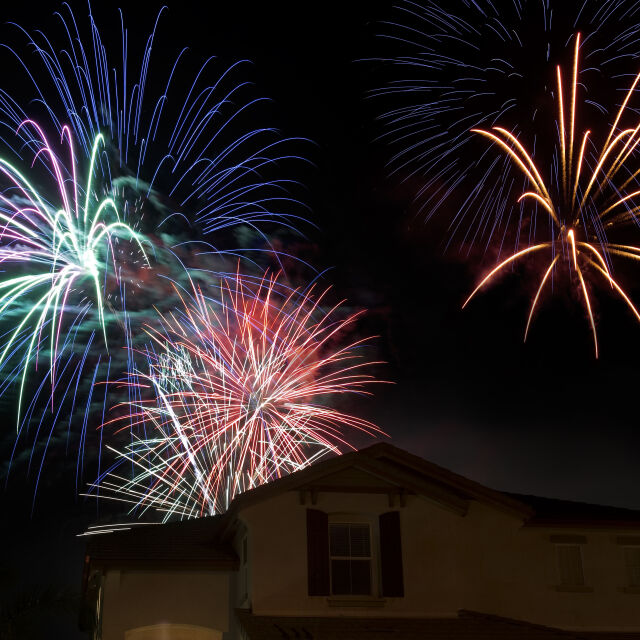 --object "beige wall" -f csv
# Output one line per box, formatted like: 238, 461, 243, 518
101, 570, 231, 640
238, 490, 640, 631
